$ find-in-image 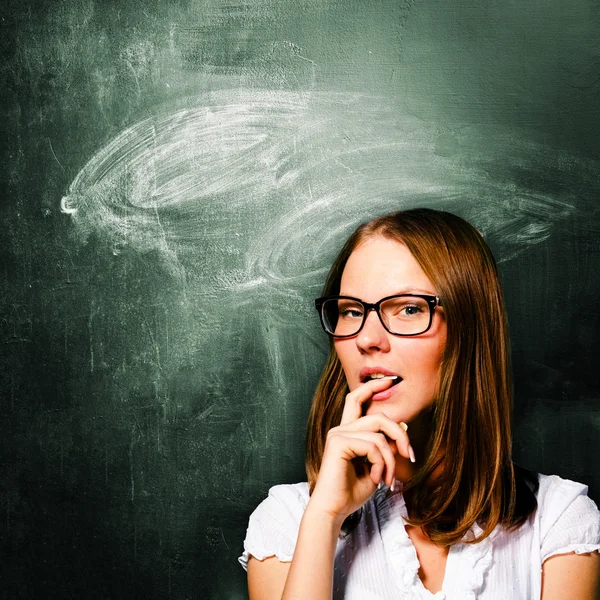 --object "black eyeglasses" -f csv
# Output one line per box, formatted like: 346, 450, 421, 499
314, 294, 442, 338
